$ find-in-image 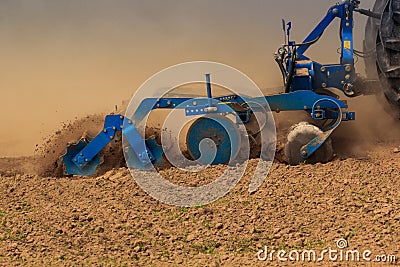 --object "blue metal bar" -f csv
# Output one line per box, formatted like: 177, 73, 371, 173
132, 90, 351, 123
297, 1, 356, 64
132, 95, 244, 123
122, 122, 155, 167
132, 97, 192, 123
261, 90, 348, 111
205, 73, 213, 107
72, 115, 124, 168
340, 3, 355, 65
296, 5, 338, 57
